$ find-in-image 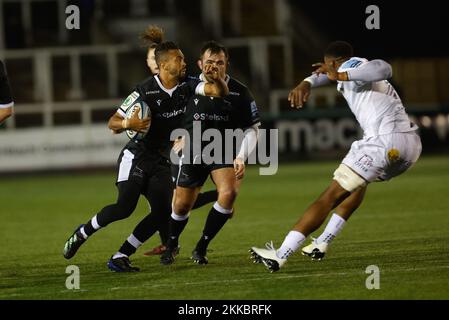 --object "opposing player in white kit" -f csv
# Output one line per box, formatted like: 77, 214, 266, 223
250, 41, 422, 272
